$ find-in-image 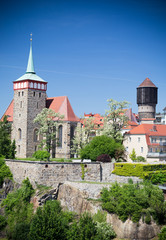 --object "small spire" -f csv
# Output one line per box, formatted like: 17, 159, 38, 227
26, 33, 35, 74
